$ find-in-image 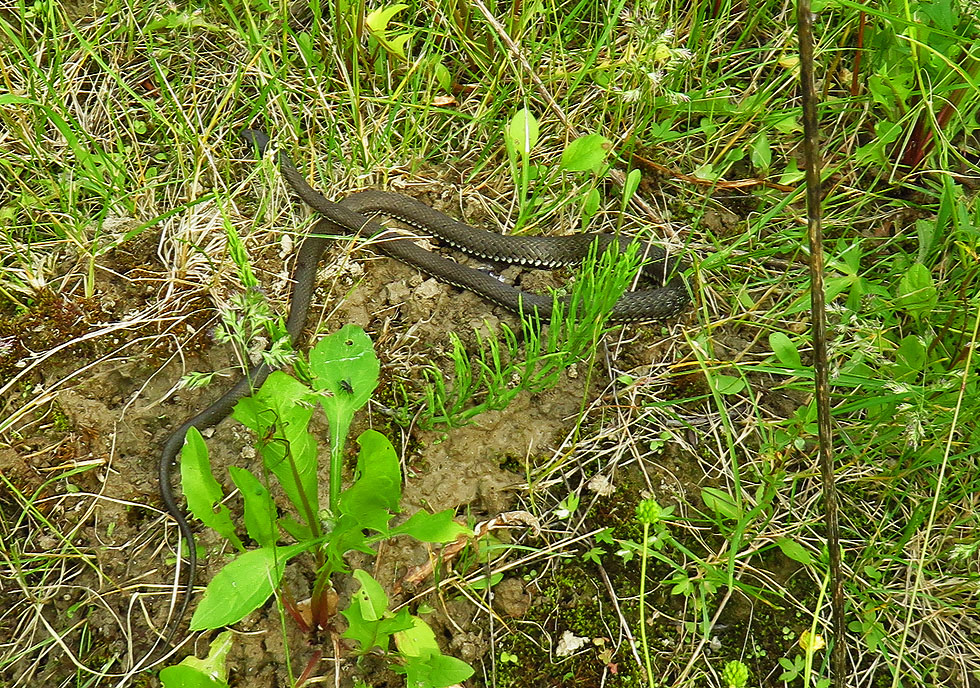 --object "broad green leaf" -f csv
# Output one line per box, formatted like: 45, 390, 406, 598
432, 60, 451, 91
915, 218, 937, 262
398, 651, 475, 687
351, 569, 388, 621
773, 115, 801, 134
467, 571, 504, 590
895, 263, 937, 318
701, 487, 742, 521
341, 570, 415, 654
228, 467, 276, 548
190, 543, 308, 630
623, 168, 642, 204
776, 538, 814, 565
388, 33, 413, 58
750, 133, 771, 170
393, 618, 476, 688
581, 187, 601, 230
278, 514, 313, 543
146, 10, 223, 32
364, 2, 415, 58
708, 373, 745, 395
321, 513, 375, 580
769, 332, 802, 369
232, 371, 315, 436
389, 509, 469, 543
691, 162, 718, 180
233, 372, 319, 520
341, 600, 413, 655
504, 108, 539, 157
779, 157, 805, 185
339, 430, 401, 531
895, 335, 927, 379
394, 615, 439, 657
560, 133, 613, 172
181, 427, 243, 551
310, 325, 379, 438
854, 121, 902, 167
785, 275, 854, 315
159, 631, 234, 688
365, 3, 408, 34
158, 664, 228, 688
